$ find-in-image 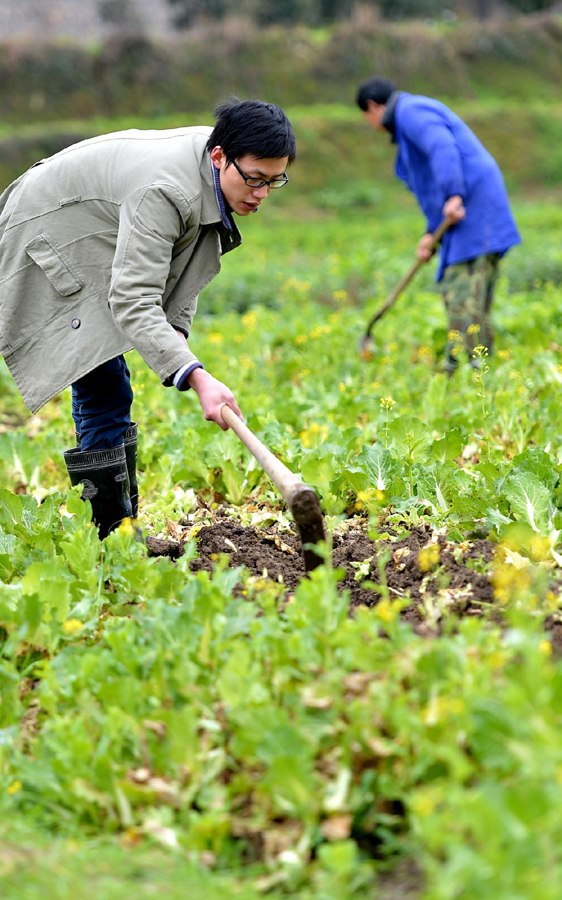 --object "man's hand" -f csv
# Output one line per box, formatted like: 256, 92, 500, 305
443, 194, 466, 224
416, 233, 436, 262
187, 367, 243, 431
